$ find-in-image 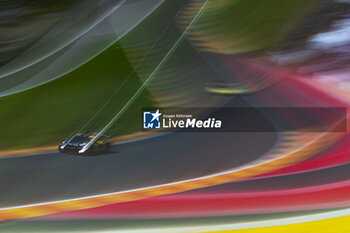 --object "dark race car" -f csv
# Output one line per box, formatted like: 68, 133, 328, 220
59, 133, 110, 155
